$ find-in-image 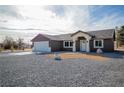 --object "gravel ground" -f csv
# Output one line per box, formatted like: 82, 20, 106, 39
0, 53, 124, 87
